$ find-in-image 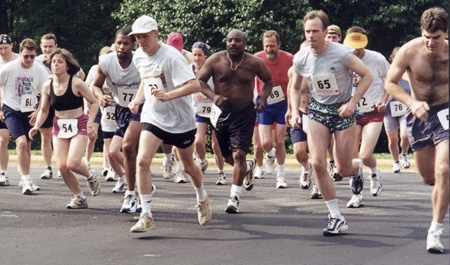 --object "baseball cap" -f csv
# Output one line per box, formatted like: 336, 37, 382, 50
343, 32, 368, 49
0, 34, 12, 45
167, 32, 183, 52
327, 25, 341, 36
129, 15, 158, 36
